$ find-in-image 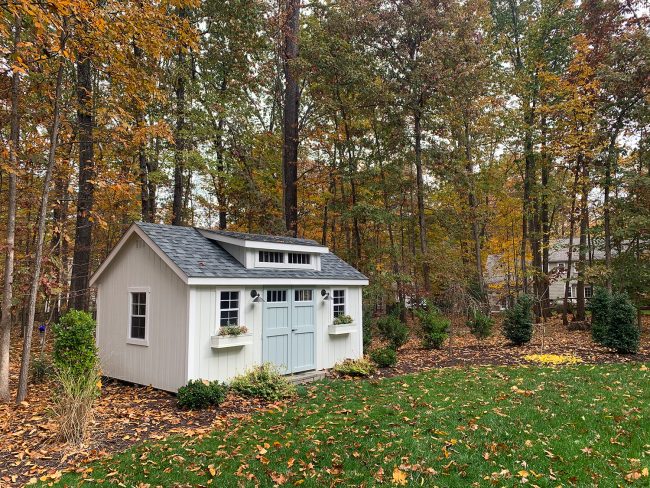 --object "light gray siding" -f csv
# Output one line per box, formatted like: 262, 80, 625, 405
95, 235, 188, 392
